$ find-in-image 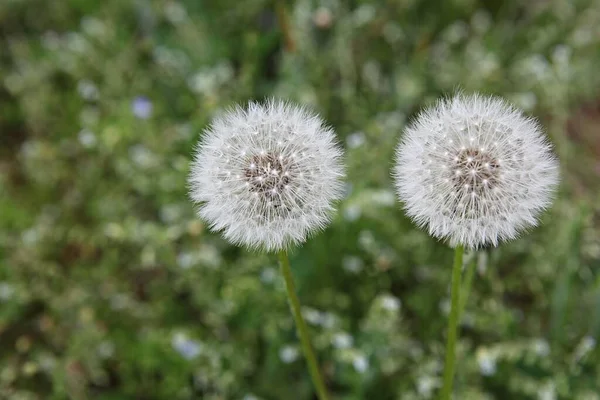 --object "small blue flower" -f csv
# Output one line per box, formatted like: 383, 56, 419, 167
132, 96, 153, 119
171, 333, 202, 360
